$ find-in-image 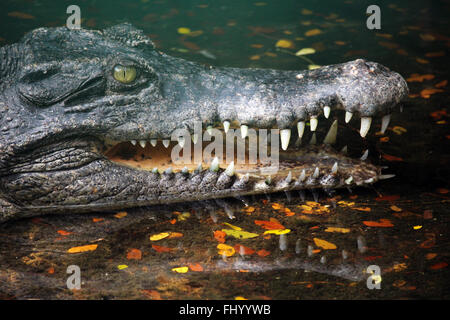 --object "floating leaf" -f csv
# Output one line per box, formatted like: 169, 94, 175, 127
275, 39, 294, 48
250, 55, 260, 60
375, 195, 400, 201
425, 253, 437, 260
353, 207, 371, 212
172, 266, 189, 273
263, 229, 290, 235
324, 227, 350, 233
406, 73, 435, 82
413, 225, 422, 230
235, 296, 248, 300
313, 238, 337, 249
150, 232, 170, 241
223, 222, 242, 230
7, 11, 35, 19
57, 230, 72, 236
392, 126, 407, 135
222, 229, 259, 239
334, 41, 346, 45
142, 289, 162, 300
214, 230, 226, 243
430, 262, 448, 270
435, 80, 448, 88
117, 264, 128, 270
393, 263, 408, 272
382, 153, 404, 162
188, 263, 204, 272
301, 8, 313, 15
92, 218, 104, 222
177, 27, 191, 34
390, 205, 402, 212
363, 219, 394, 227
254, 219, 285, 230
114, 211, 127, 219
151, 244, 173, 253
305, 29, 321, 36
67, 244, 98, 253
168, 232, 183, 239
425, 51, 445, 58
234, 244, 255, 255
127, 248, 142, 260
295, 48, 316, 56
416, 58, 430, 64
257, 249, 271, 257
217, 243, 235, 257
308, 64, 321, 70
420, 88, 444, 98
